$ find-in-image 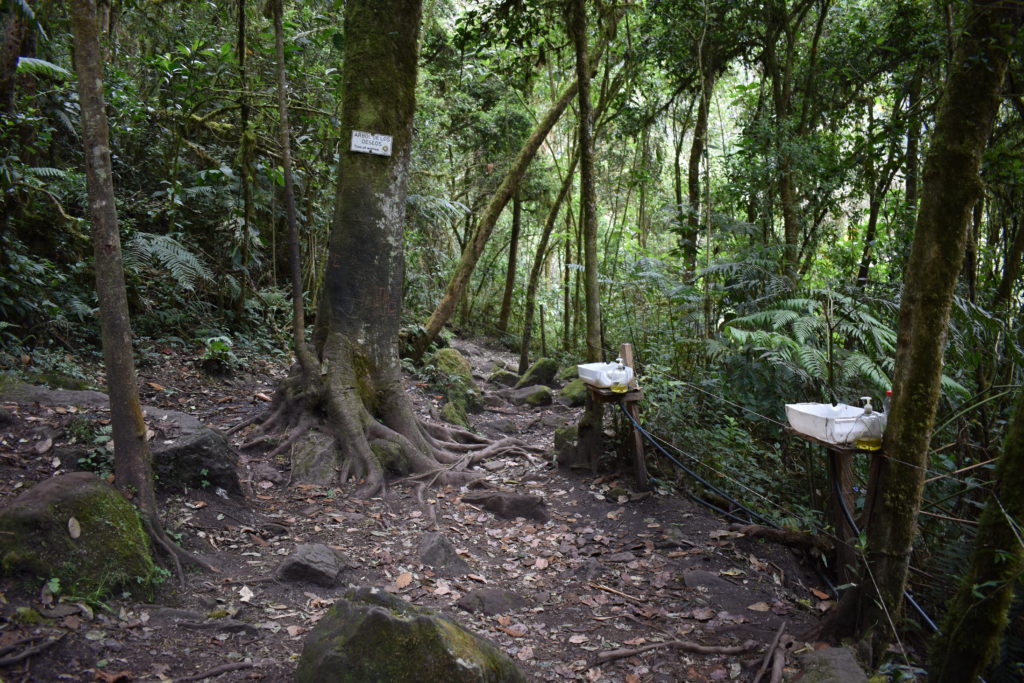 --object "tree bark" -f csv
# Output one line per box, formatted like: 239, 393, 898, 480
70, 0, 205, 577
928, 389, 1024, 683
496, 190, 522, 333
850, 0, 1020, 660
568, 0, 603, 471
270, 0, 317, 376
0, 4, 28, 115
